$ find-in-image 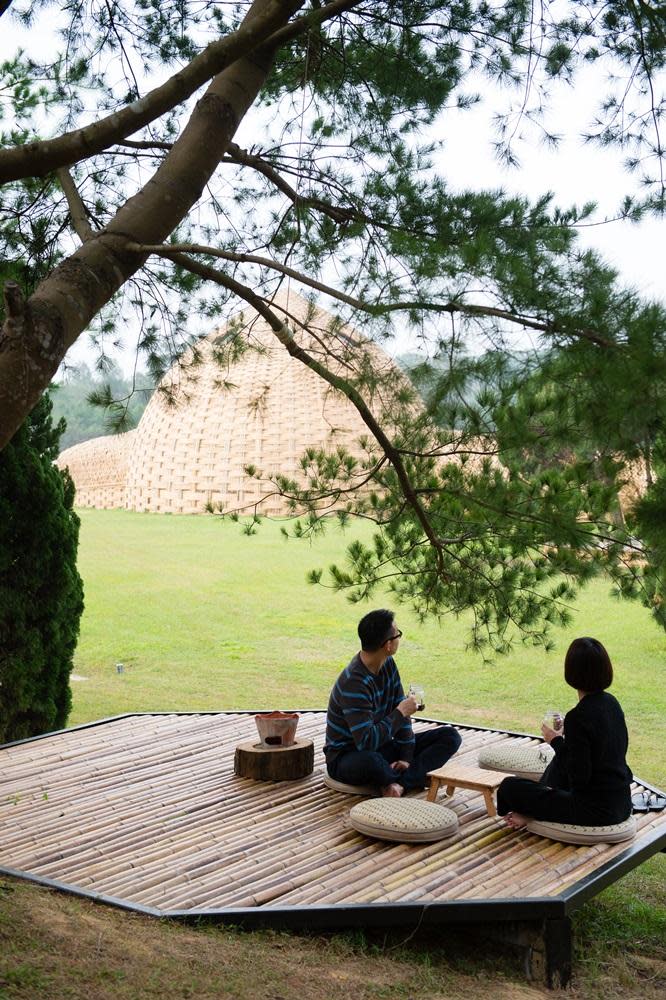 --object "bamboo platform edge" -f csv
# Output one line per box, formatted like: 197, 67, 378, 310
0, 861, 571, 926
